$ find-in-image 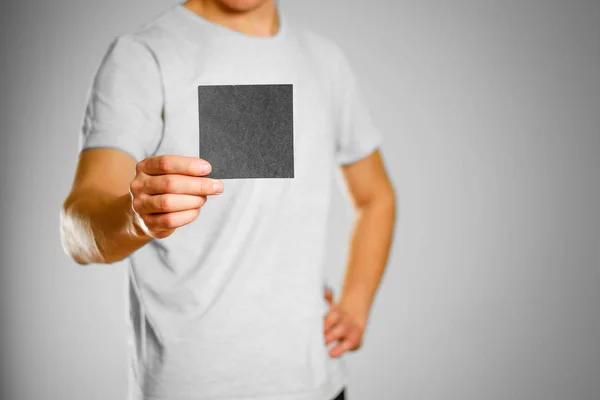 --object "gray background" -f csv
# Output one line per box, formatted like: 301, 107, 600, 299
1, 0, 599, 399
